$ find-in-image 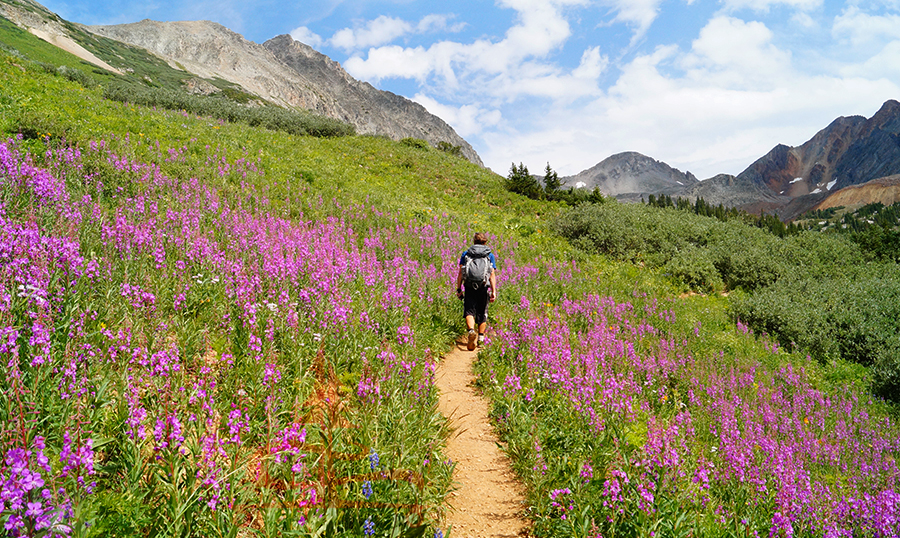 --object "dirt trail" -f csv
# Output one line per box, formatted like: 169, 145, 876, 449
435, 337, 529, 538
